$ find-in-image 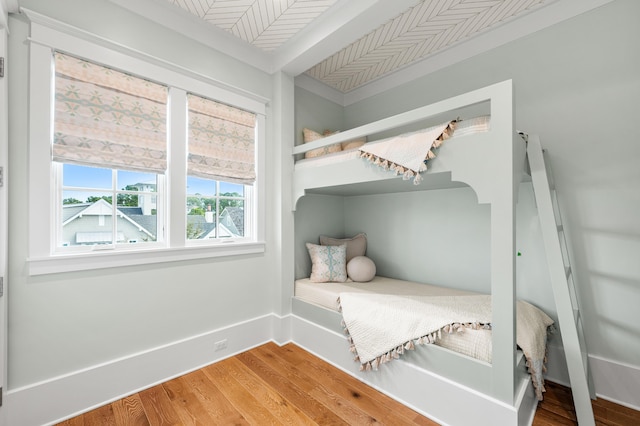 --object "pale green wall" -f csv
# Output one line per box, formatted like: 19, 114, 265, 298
343, 187, 491, 293
293, 88, 347, 280
7, 1, 278, 389
295, 86, 345, 148
294, 195, 345, 280
342, 0, 640, 366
